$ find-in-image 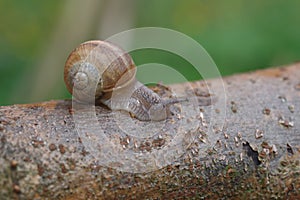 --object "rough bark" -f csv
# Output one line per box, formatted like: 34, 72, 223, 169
0, 63, 299, 199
